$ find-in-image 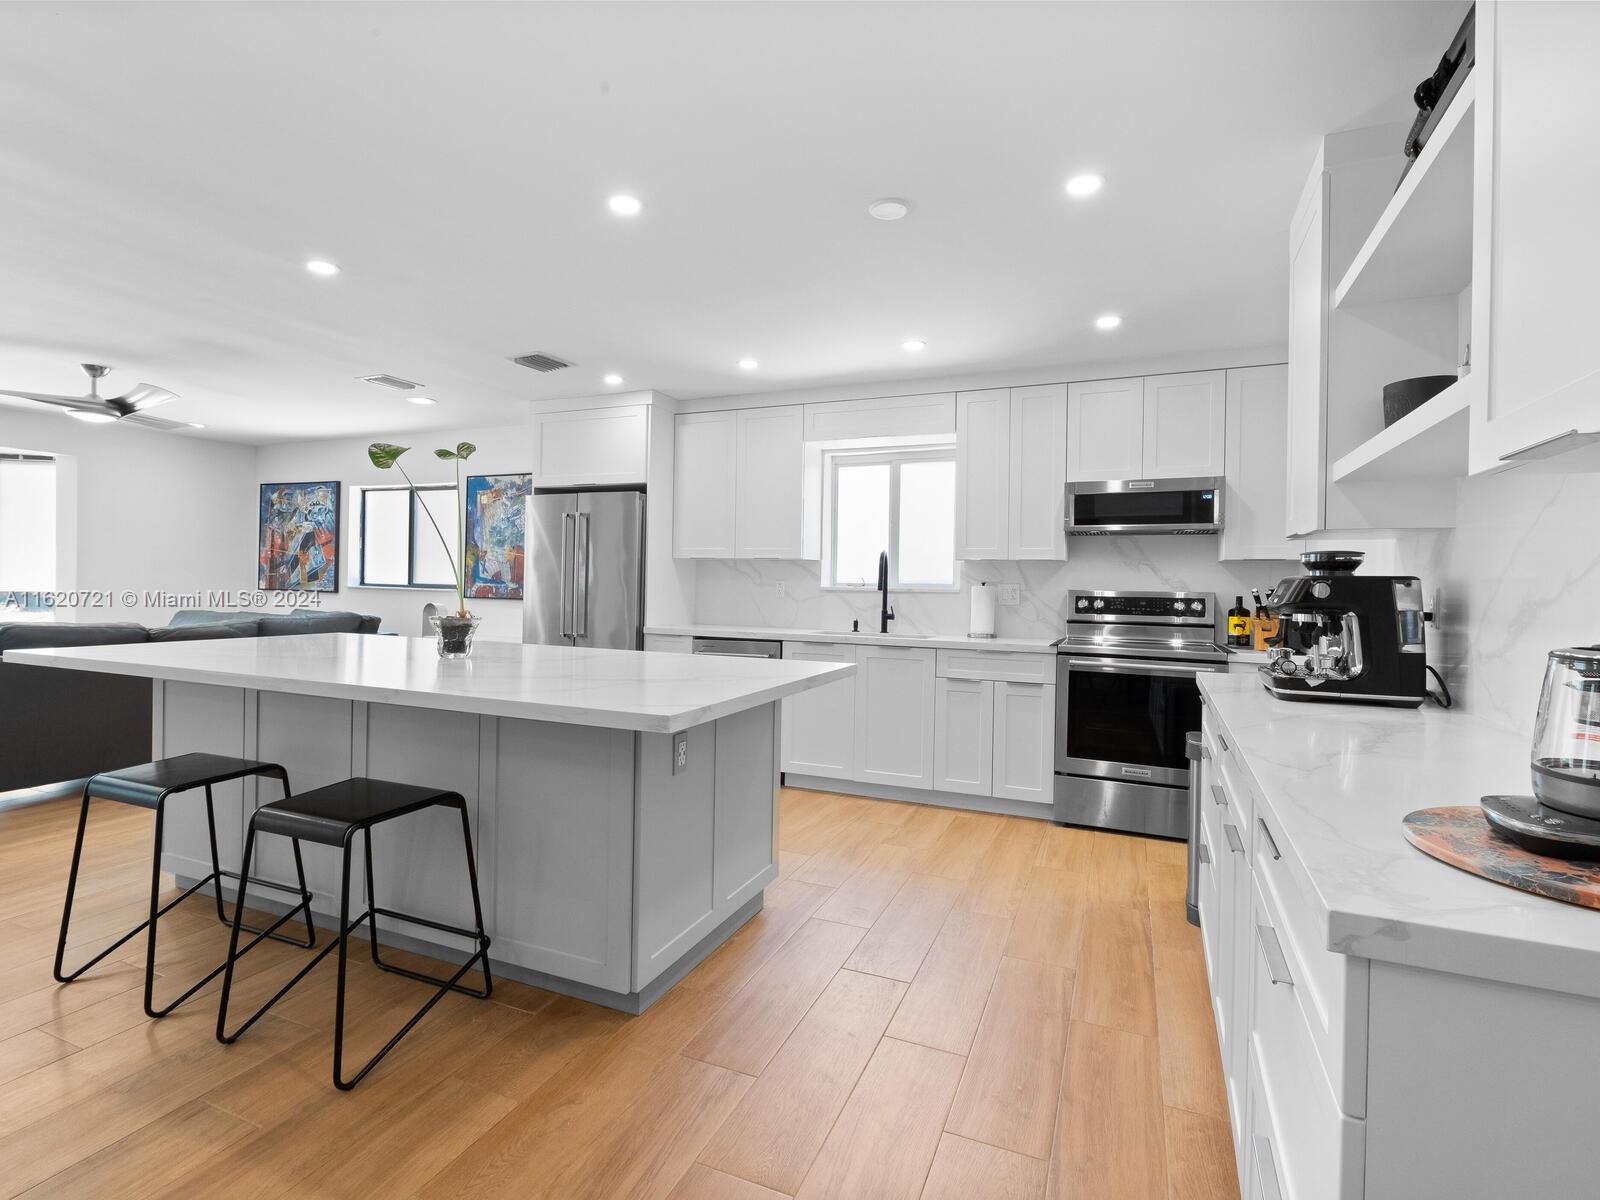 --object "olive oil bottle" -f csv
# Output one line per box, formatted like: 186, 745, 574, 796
1227, 595, 1251, 647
